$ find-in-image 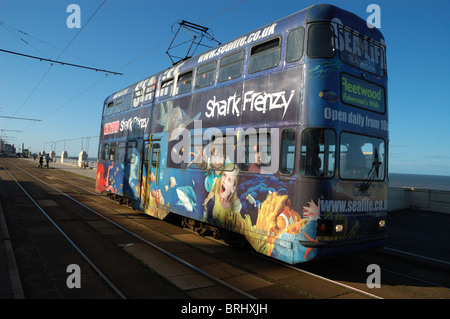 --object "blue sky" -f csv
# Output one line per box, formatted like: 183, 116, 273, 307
0, 0, 449, 176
